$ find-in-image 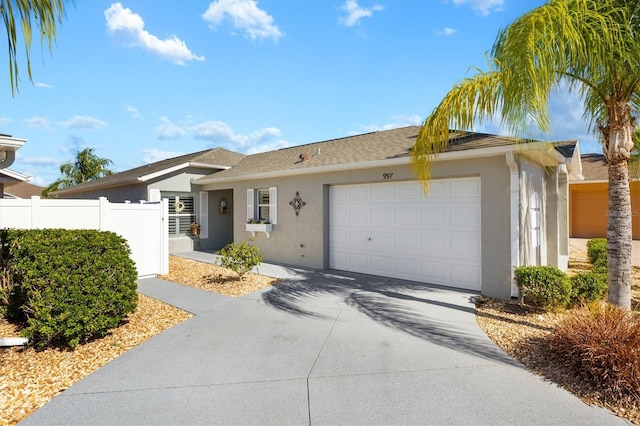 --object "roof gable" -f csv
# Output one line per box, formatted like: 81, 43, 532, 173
55, 147, 245, 195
